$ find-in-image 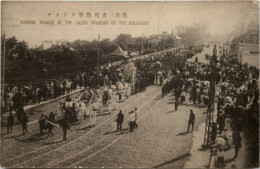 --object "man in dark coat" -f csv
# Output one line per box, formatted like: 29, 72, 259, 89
175, 95, 179, 111
38, 114, 46, 134
47, 112, 55, 137
116, 110, 124, 131
60, 117, 70, 140
16, 106, 25, 124
13, 89, 22, 111
187, 109, 195, 132
21, 113, 29, 135
192, 86, 197, 105
7, 113, 14, 133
